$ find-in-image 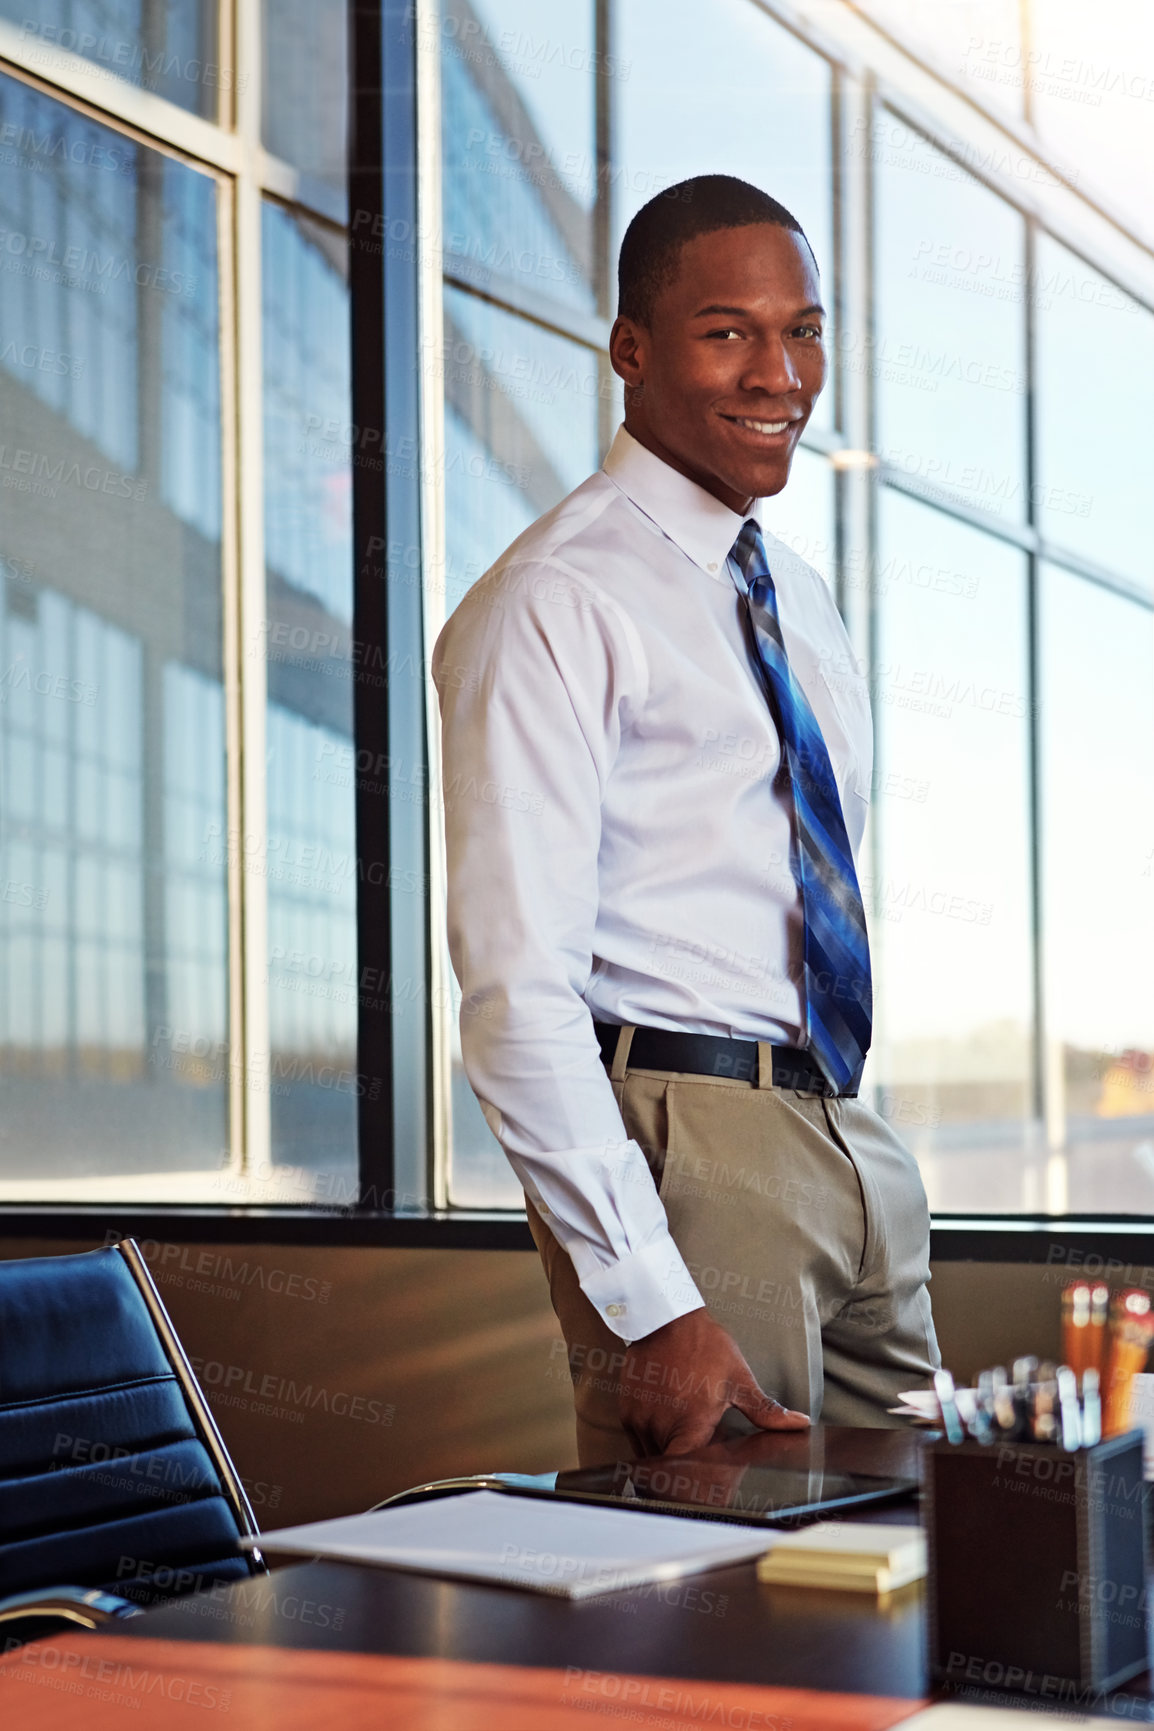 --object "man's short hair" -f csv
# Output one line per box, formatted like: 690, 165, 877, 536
617, 174, 812, 326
